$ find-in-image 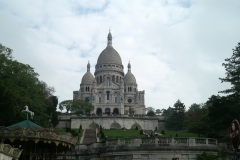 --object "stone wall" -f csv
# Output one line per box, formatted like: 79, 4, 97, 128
57, 114, 165, 130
